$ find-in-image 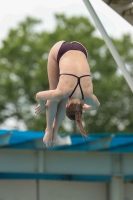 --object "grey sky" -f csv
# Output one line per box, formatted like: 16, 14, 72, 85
0, 0, 133, 43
